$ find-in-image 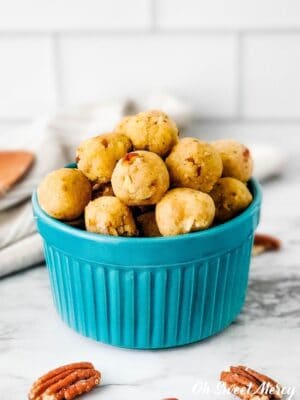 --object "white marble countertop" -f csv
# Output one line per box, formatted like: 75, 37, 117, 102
0, 135, 300, 399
